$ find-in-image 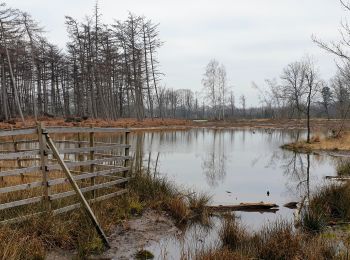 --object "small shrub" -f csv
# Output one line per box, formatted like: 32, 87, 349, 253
301, 209, 326, 233
337, 160, 350, 176
255, 220, 301, 260
167, 196, 189, 223
135, 249, 154, 259
219, 215, 246, 250
188, 192, 211, 214
129, 199, 144, 216
309, 183, 350, 221
129, 173, 177, 204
